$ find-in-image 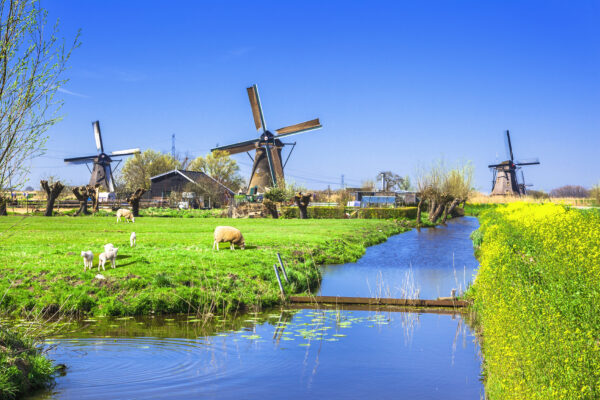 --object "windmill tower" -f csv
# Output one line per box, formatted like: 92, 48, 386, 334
488, 130, 540, 196
211, 84, 322, 194
64, 121, 140, 192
